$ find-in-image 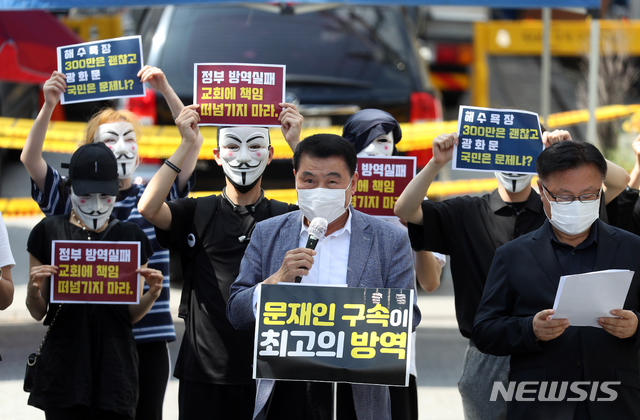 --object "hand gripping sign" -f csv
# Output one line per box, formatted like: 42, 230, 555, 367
51, 240, 141, 304
453, 105, 543, 174
194, 63, 285, 126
